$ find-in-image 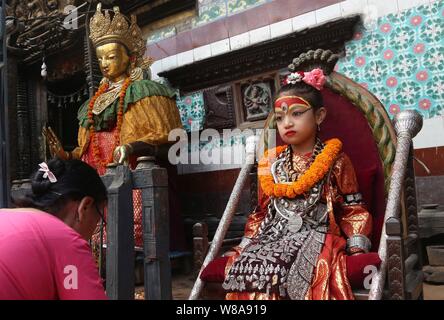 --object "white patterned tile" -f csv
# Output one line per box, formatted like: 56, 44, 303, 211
150, 60, 162, 79
340, 0, 368, 16
161, 55, 178, 71
230, 32, 250, 50
413, 117, 444, 148
367, 0, 399, 17
177, 50, 194, 66
292, 11, 317, 31
270, 18, 293, 38
315, 3, 342, 24
210, 38, 231, 56
193, 44, 212, 61
249, 25, 271, 45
